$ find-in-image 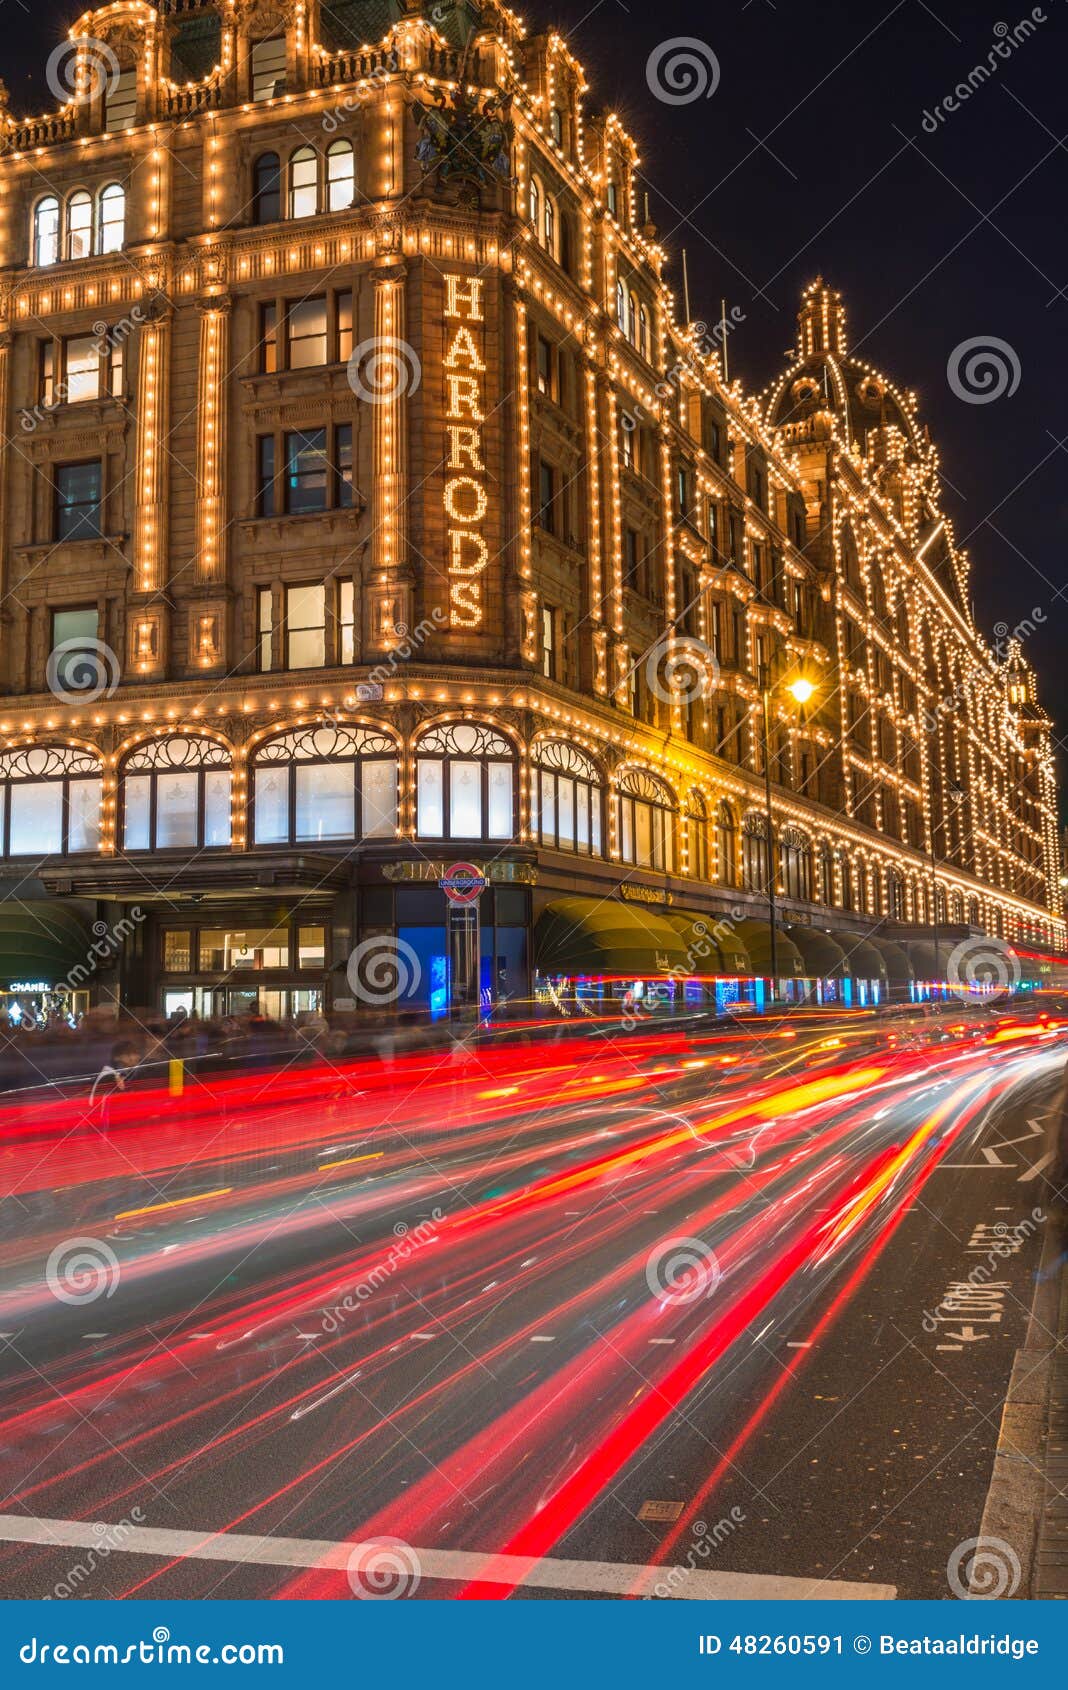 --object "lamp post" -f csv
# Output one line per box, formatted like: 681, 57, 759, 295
759, 667, 816, 1007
